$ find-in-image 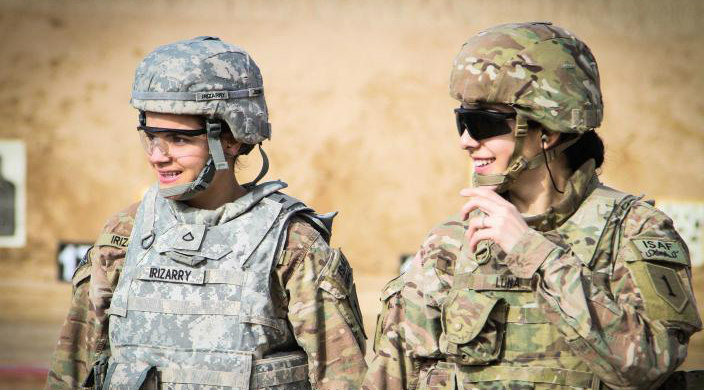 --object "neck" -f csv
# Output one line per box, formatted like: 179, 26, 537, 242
185, 170, 247, 210
507, 156, 571, 215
